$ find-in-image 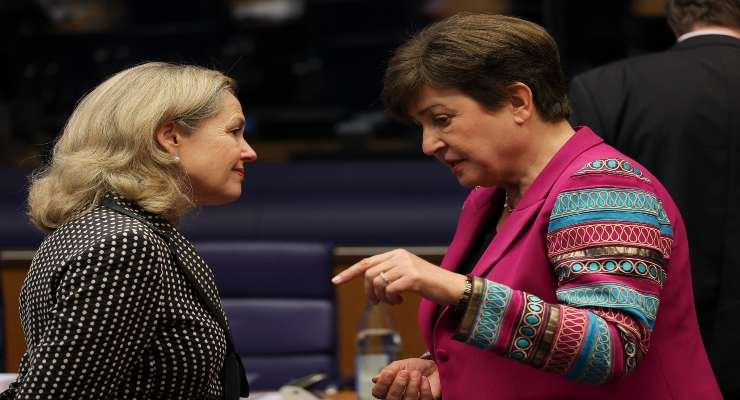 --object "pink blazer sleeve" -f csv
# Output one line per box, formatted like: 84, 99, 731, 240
453, 159, 669, 384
